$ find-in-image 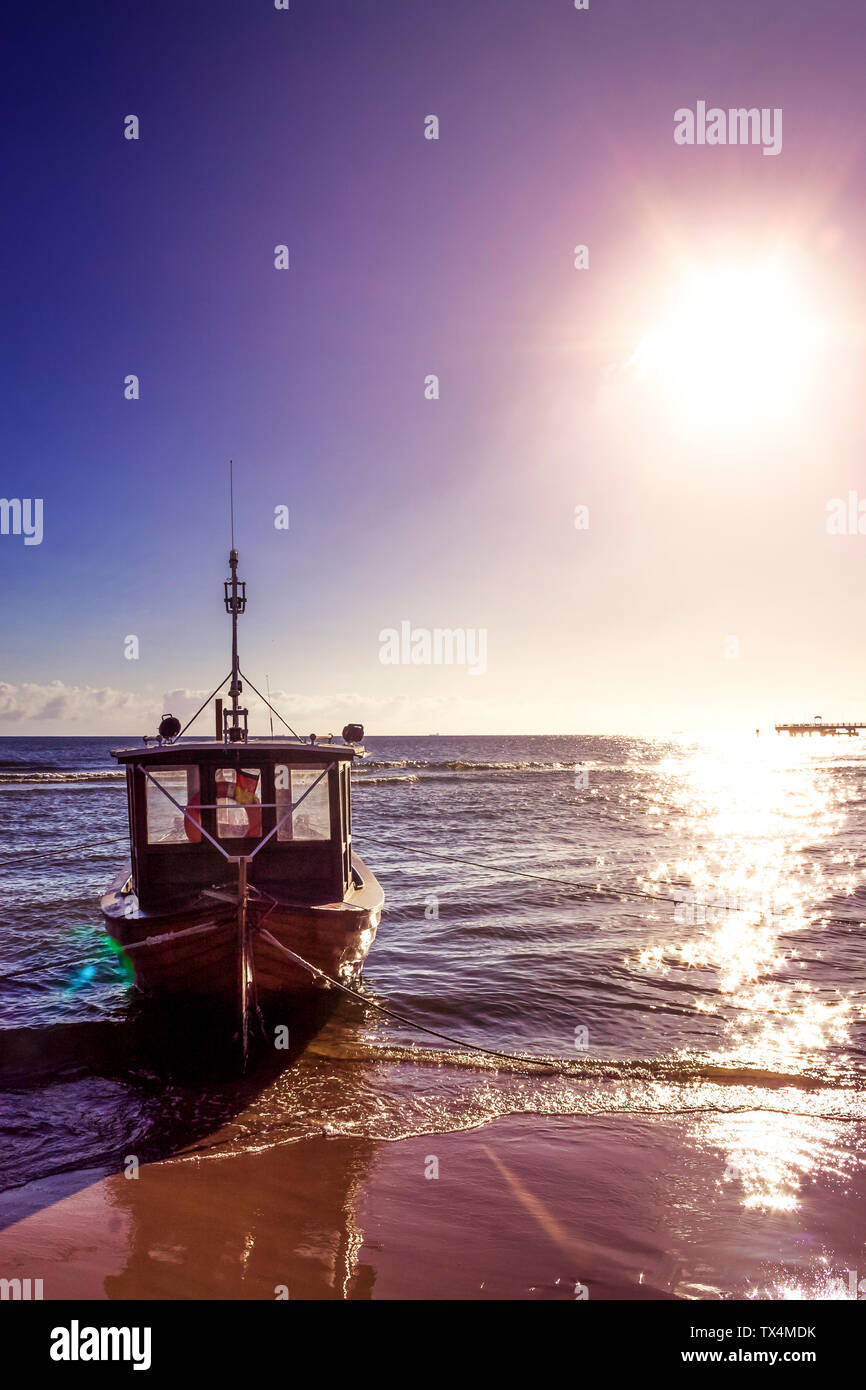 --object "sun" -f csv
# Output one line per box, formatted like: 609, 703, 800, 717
628, 260, 819, 439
